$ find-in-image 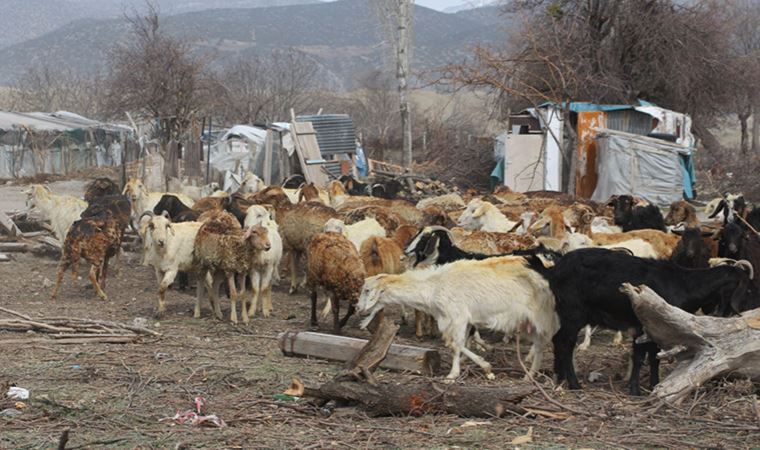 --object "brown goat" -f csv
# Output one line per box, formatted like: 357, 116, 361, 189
665, 200, 700, 228
298, 183, 322, 203
50, 213, 123, 301
84, 178, 120, 203
307, 231, 366, 333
